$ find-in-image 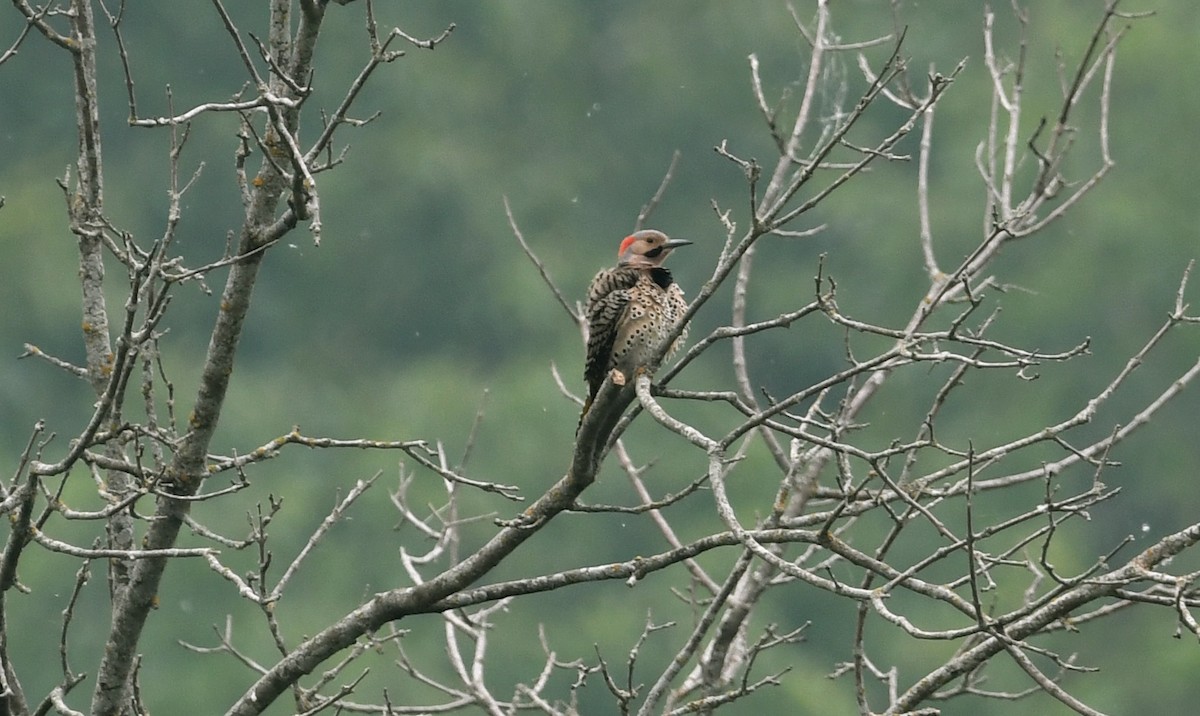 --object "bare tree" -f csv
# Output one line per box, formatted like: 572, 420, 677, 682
2, 1, 1196, 715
